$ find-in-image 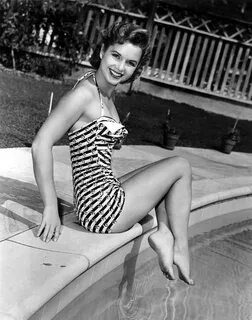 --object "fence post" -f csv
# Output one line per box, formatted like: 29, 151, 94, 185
146, 0, 158, 32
